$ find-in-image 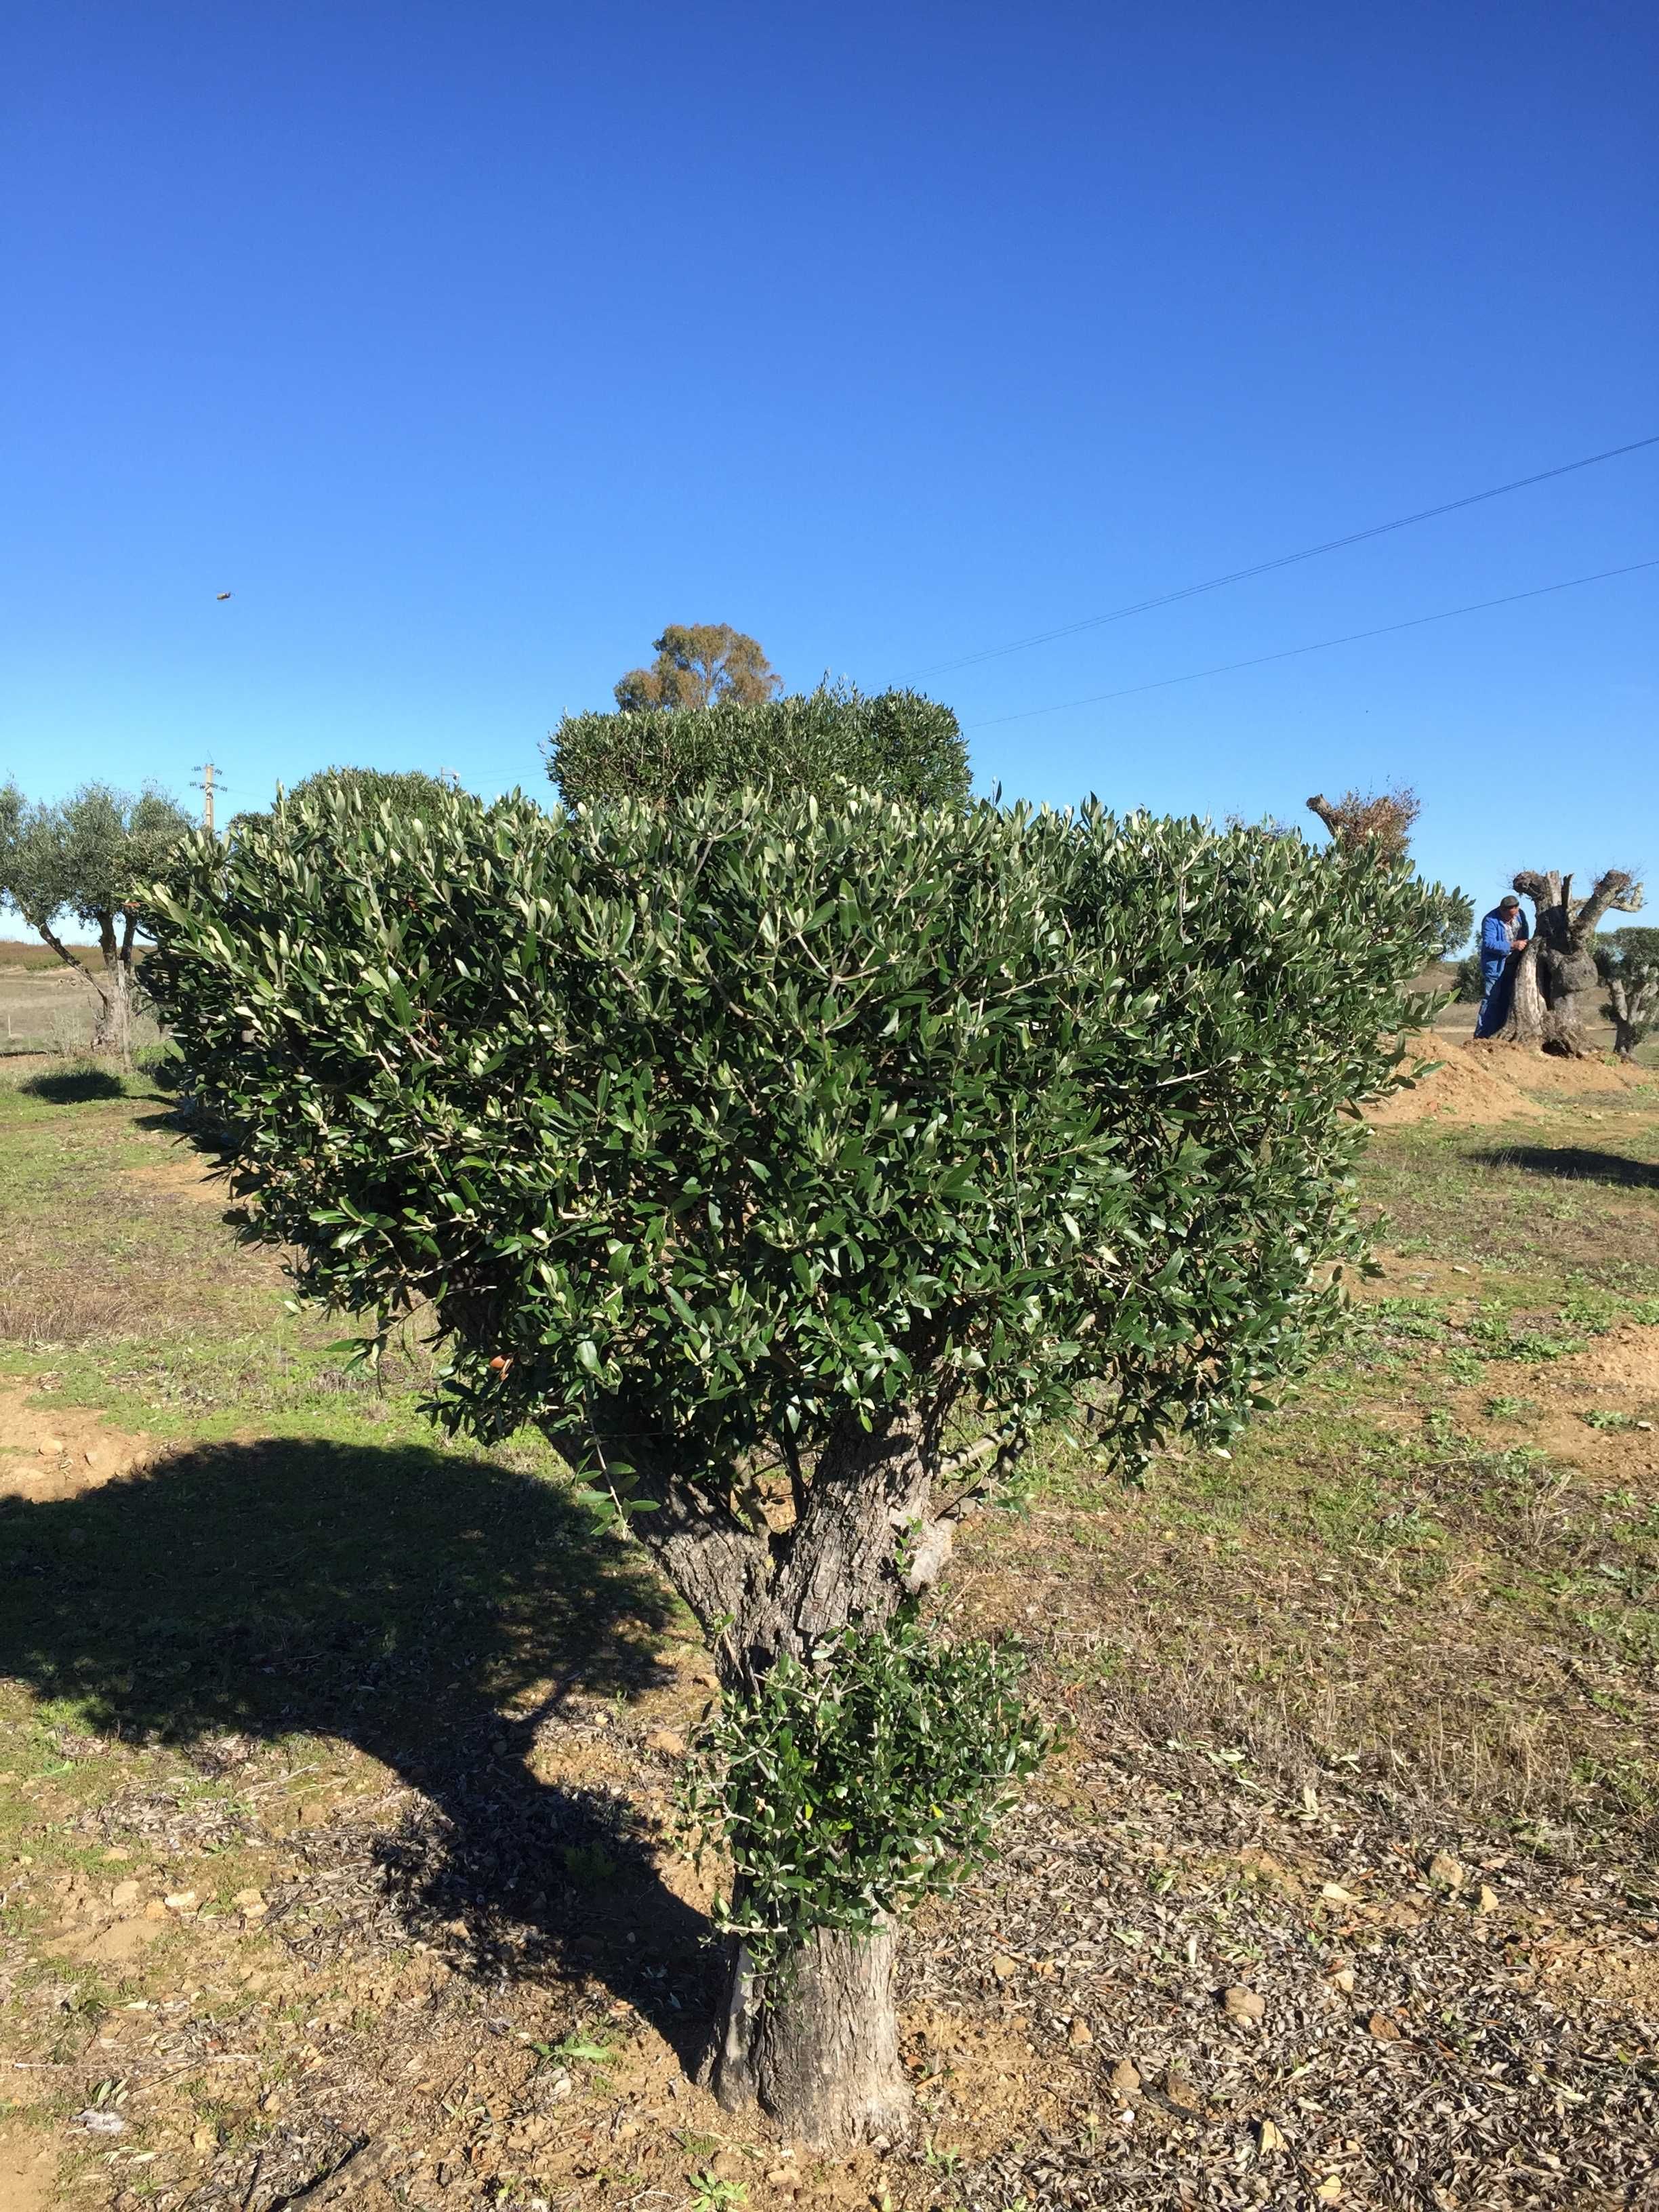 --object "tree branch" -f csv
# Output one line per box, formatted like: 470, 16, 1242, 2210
35, 922, 111, 1004
1572, 869, 1644, 942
